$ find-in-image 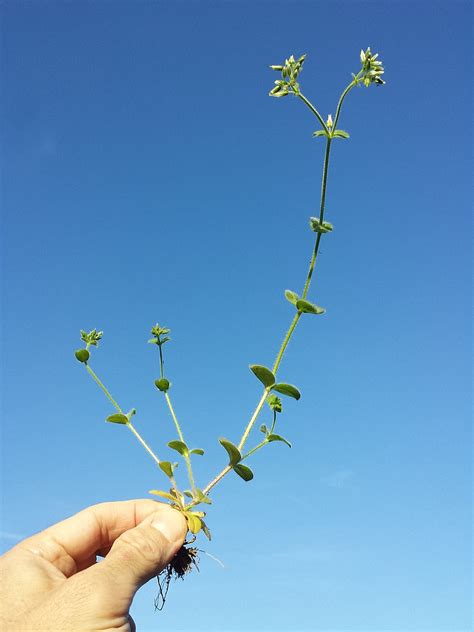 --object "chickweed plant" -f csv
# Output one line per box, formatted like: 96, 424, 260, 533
75, 47, 385, 602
